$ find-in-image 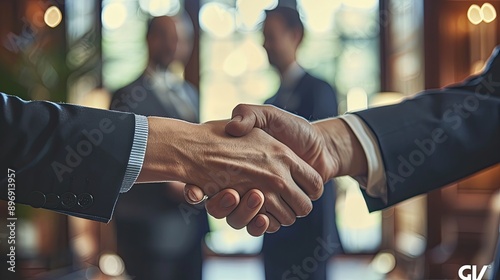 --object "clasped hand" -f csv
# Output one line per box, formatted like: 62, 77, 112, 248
181, 104, 360, 236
